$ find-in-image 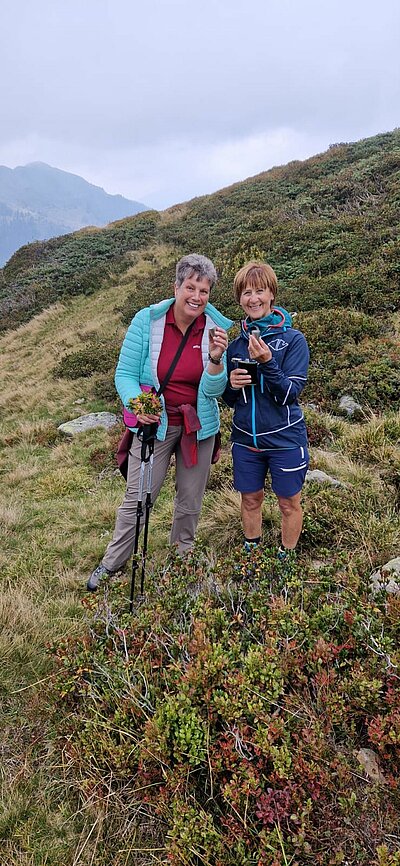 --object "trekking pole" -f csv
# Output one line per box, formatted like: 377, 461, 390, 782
140, 445, 154, 595
129, 423, 157, 613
